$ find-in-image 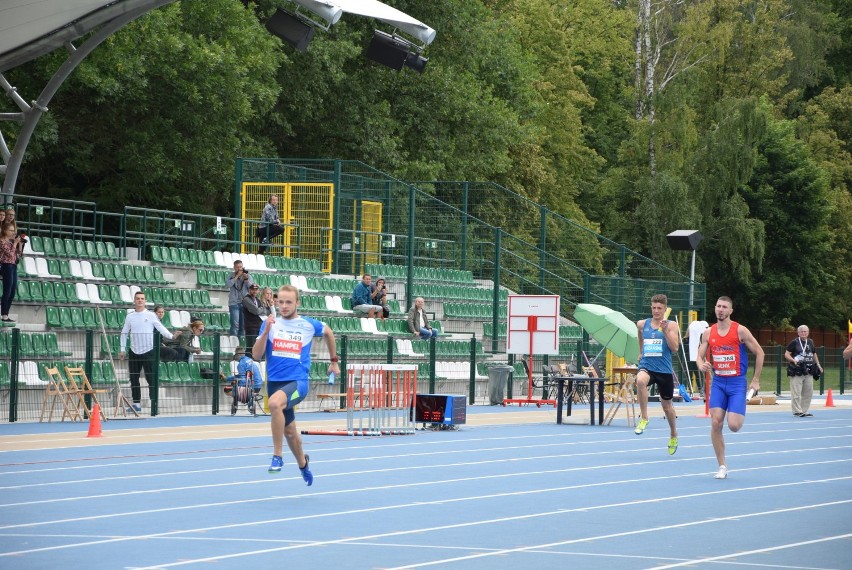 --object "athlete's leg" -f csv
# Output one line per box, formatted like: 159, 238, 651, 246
726, 411, 745, 432
710, 407, 727, 466
661, 398, 677, 437
268, 389, 289, 457
284, 419, 307, 468
636, 369, 650, 421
